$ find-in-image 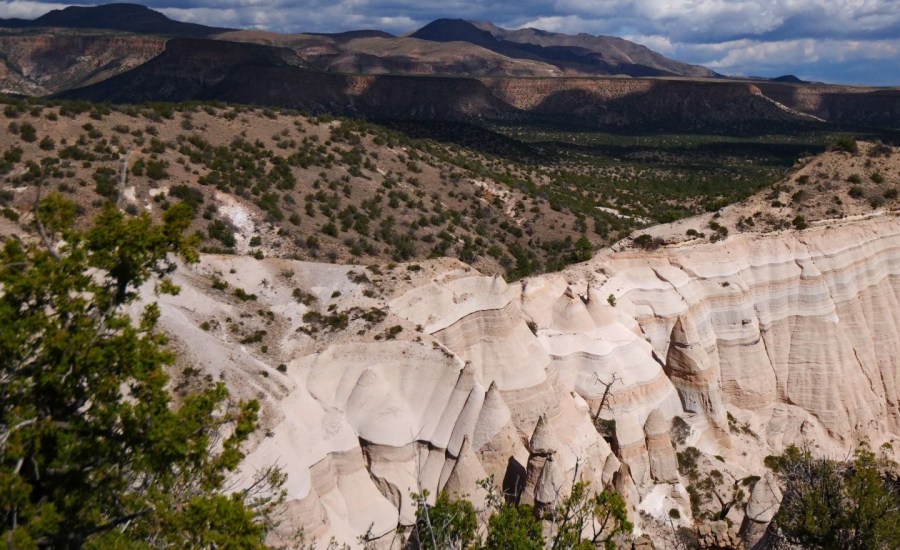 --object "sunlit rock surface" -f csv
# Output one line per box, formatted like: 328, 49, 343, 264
155, 213, 900, 546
